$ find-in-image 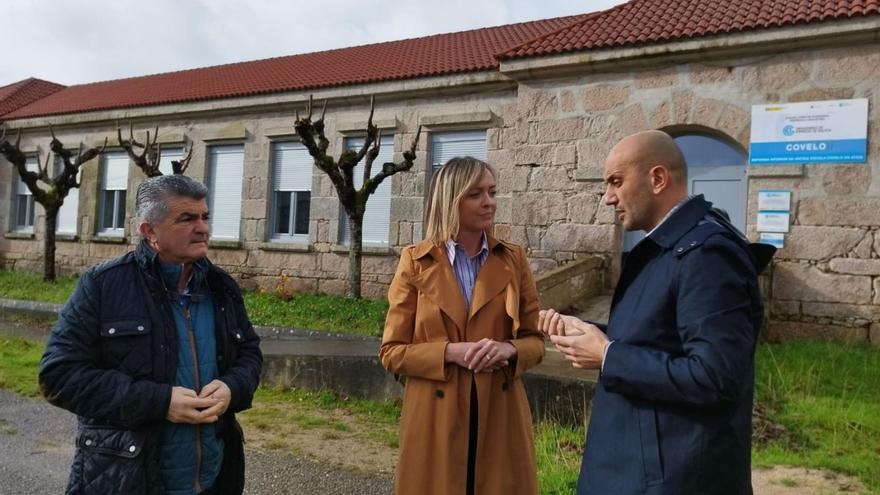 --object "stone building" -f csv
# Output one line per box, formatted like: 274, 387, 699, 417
2, 0, 879, 343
